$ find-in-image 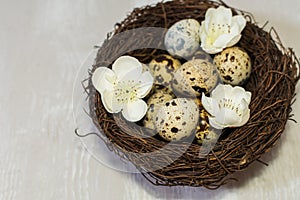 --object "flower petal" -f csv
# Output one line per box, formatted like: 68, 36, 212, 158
225, 34, 242, 47
210, 6, 232, 25
102, 90, 122, 113
202, 93, 219, 116
200, 36, 222, 54
244, 91, 252, 104
208, 116, 225, 129
217, 108, 240, 125
120, 66, 143, 82
229, 22, 242, 36
92, 67, 116, 94
199, 6, 246, 54
122, 99, 148, 122
232, 15, 246, 31
204, 9, 214, 31
210, 108, 241, 129
231, 85, 250, 101
201, 39, 222, 54
204, 84, 252, 129
112, 56, 142, 80
213, 34, 235, 49
136, 71, 154, 98
211, 84, 233, 100
237, 108, 250, 127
